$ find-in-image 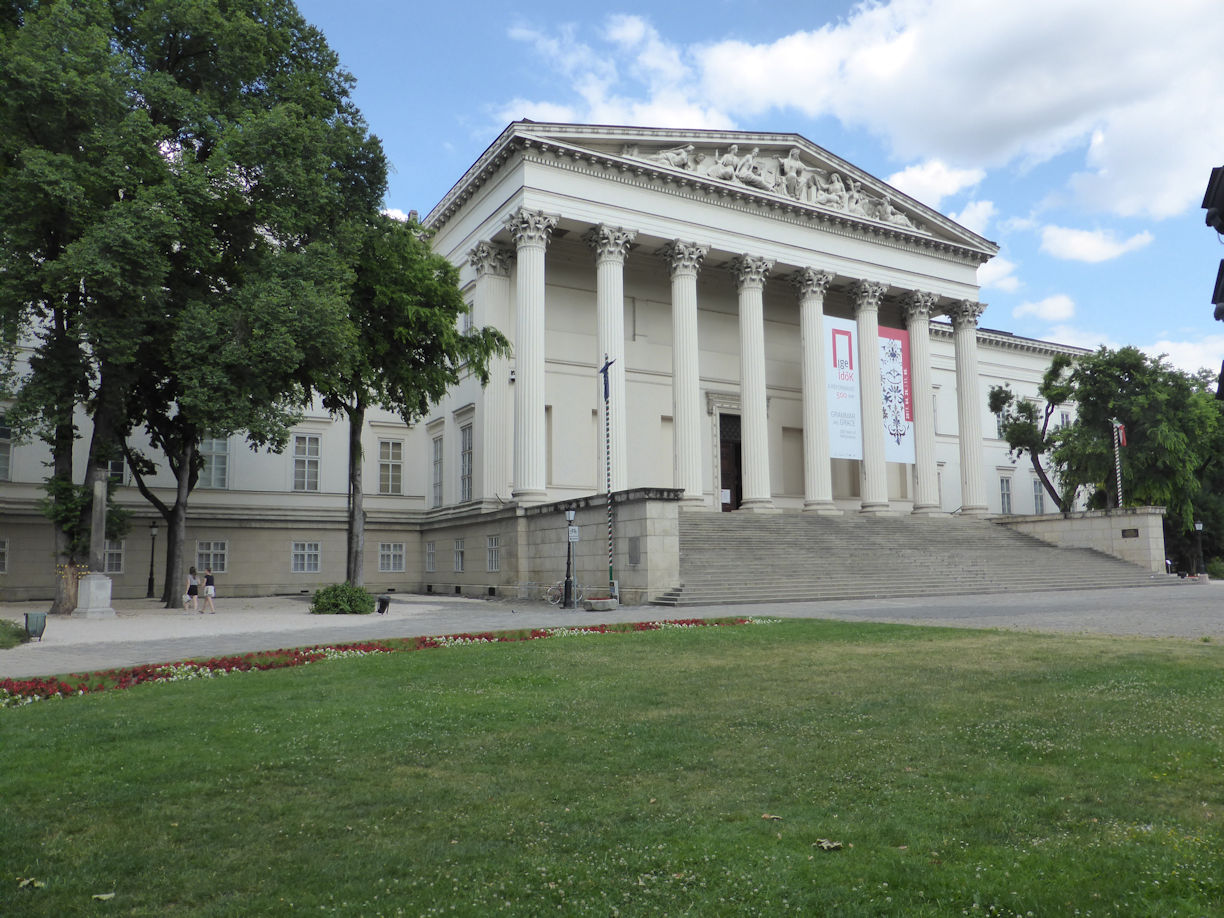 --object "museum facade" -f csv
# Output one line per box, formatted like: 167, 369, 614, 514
0, 123, 1088, 602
